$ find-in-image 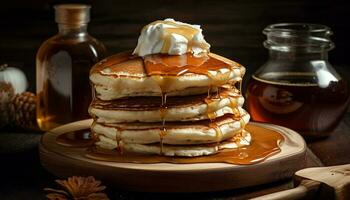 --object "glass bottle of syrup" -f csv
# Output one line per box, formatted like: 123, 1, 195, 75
246, 23, 350, 137
36, 4, 106, 131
